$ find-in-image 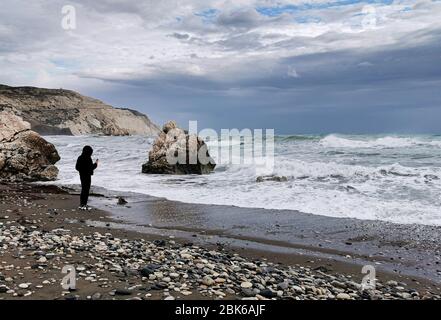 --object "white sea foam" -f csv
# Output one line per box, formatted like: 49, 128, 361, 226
45, 134, 441, 226
320, 134, 439, 149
